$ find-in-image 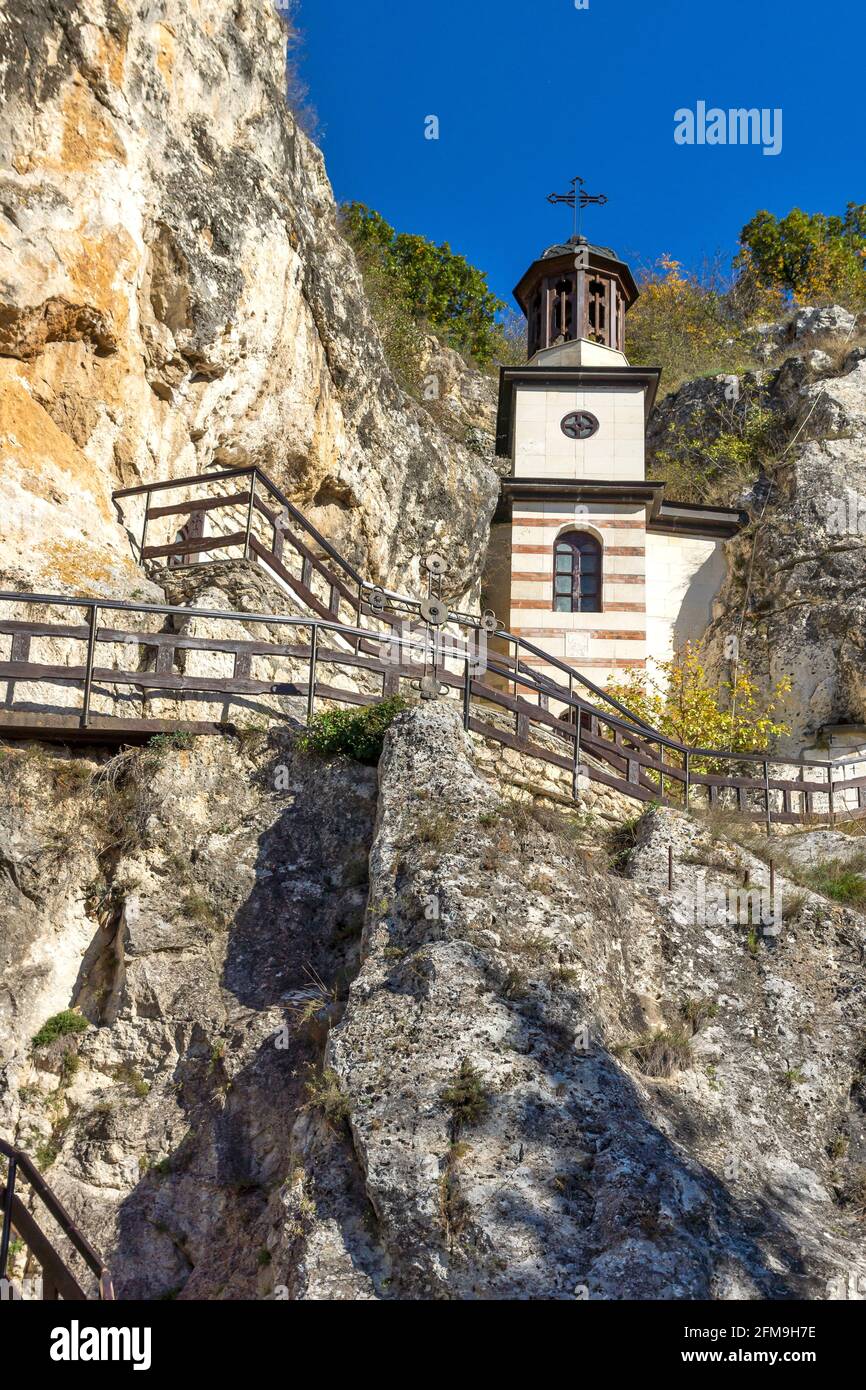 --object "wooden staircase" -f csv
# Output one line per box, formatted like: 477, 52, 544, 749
0, 465, 861, 827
